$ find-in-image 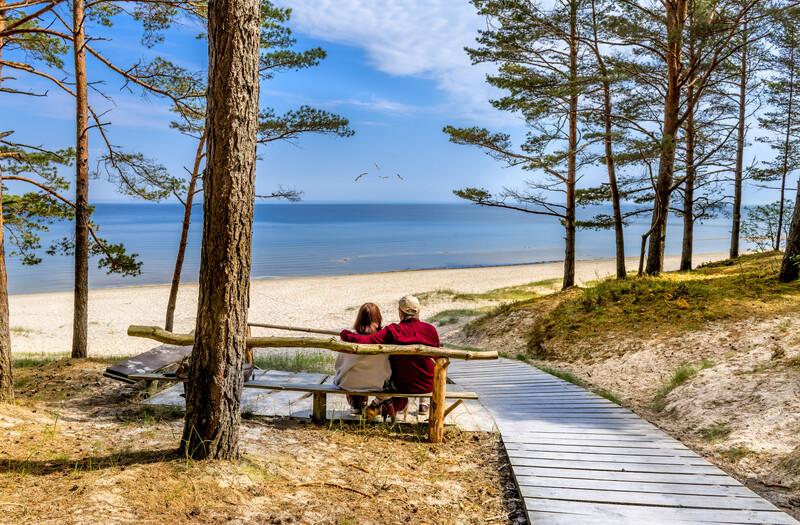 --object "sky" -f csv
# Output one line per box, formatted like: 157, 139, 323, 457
0, 0, 783, 204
